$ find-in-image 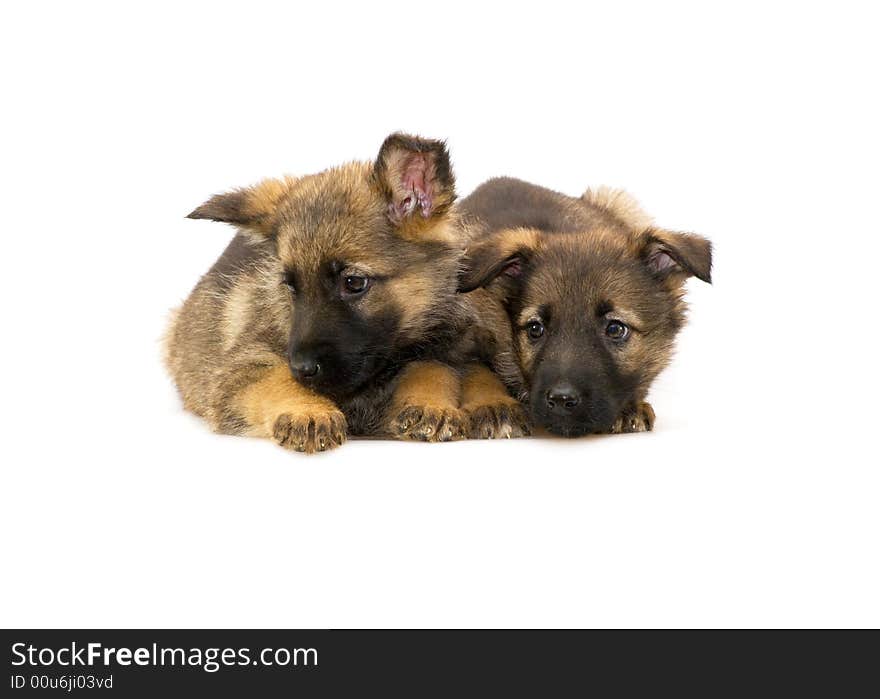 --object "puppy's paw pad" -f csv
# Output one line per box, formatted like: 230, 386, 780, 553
391, 406, 467, 442
611, 401, 655, 434
273, 410, 347, 453
467, 402, 530, 439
